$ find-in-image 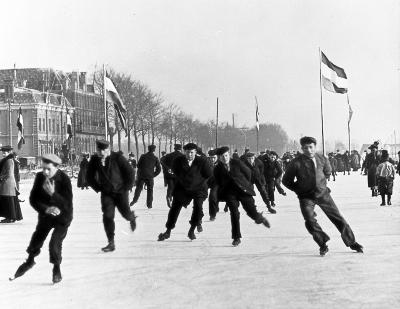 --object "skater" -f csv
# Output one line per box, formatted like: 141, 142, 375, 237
364, 143, 380, 196
328, 153, 337, 181
158, 143, 212, 241
86, 139, 136, 252
282, 136, 363, 256
342, 151, 351, 175
11, 154, 72, 283
160, 144, 184, 208
260, 151, 283, 207
376, 150, 395, 206
0, 146, 22, 223
243, 152, 276, 214
207, 149, 220, 221
128, 152, 137, 187
130, 145, 161, 208
213, 146, 270, 247
77, 153, 89, 190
